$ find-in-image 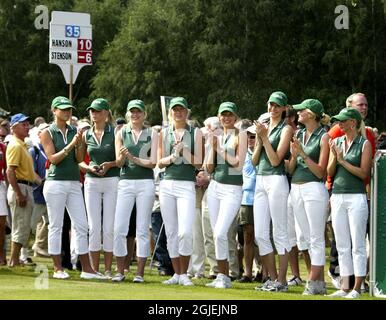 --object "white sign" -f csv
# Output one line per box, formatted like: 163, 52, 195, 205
49, 11, 92, 84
